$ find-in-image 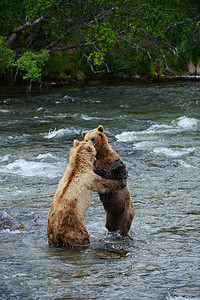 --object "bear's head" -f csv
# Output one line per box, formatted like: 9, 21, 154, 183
82, 125, 108, 154
69, 140, 97, 168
